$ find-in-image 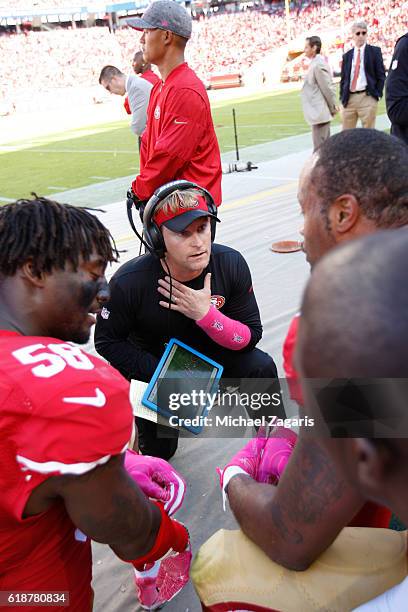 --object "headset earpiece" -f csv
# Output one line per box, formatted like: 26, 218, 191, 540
142, 180, 218, 258
142, 193, 166, 258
